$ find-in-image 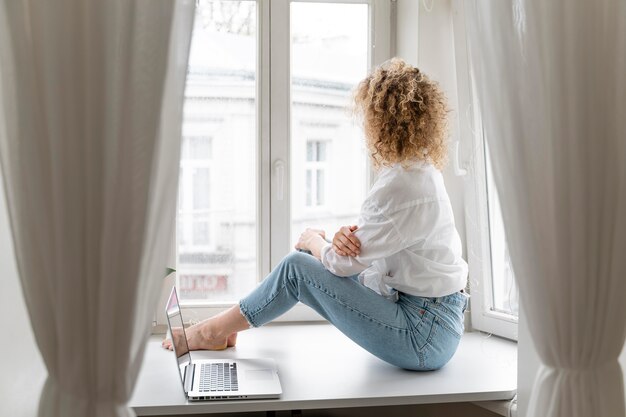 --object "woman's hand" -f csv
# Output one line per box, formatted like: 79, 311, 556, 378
295, 228, 326, 253
332, 225, 361, 257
